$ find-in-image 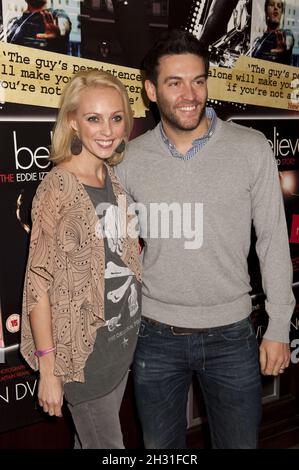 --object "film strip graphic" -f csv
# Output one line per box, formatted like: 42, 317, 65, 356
185, 0, 213, 37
